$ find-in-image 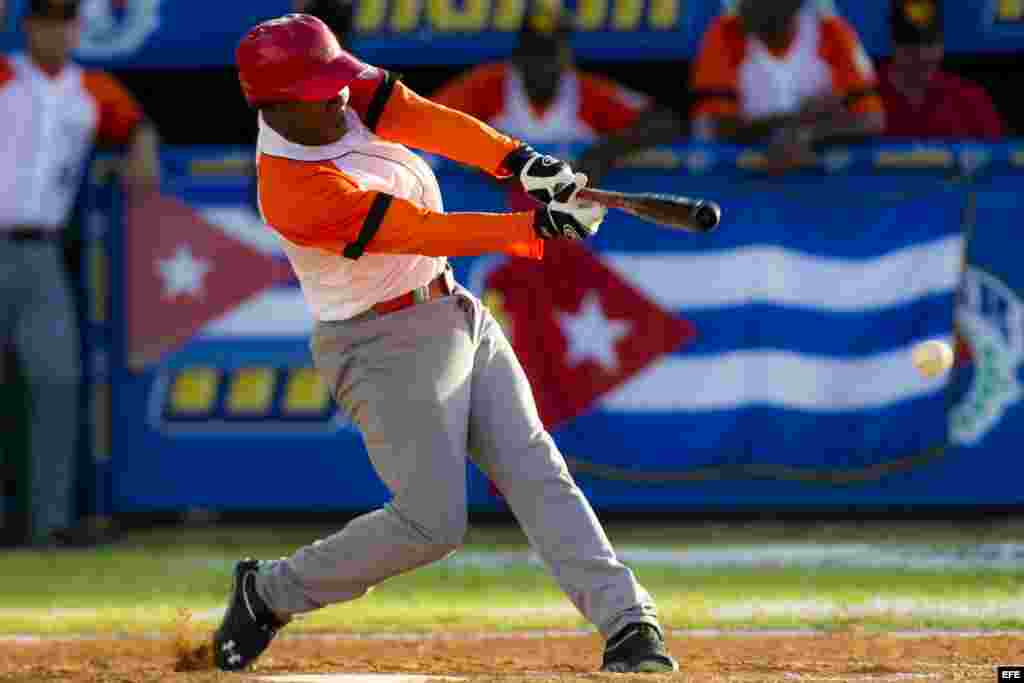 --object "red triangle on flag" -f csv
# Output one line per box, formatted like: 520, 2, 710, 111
482, 240, 696, 428
125, 192, 294, 369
